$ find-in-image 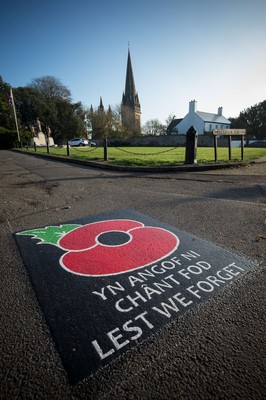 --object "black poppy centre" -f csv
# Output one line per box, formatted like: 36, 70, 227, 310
97, 231, 131, 246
